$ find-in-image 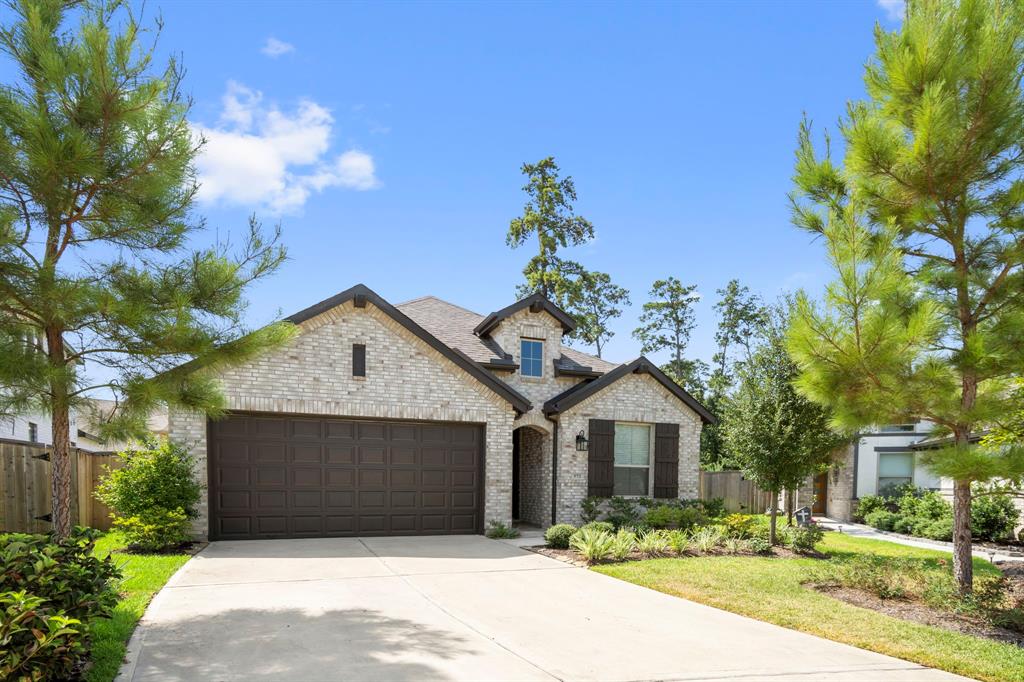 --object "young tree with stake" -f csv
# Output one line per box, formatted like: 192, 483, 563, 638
0, 0, 293, 538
